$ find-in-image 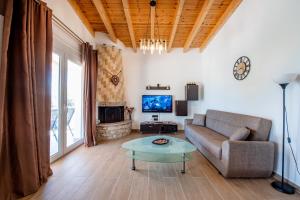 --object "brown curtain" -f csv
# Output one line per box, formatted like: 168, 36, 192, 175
0, 0, 53, 199
0, 1, 4, 15
82, 43, 97, 147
